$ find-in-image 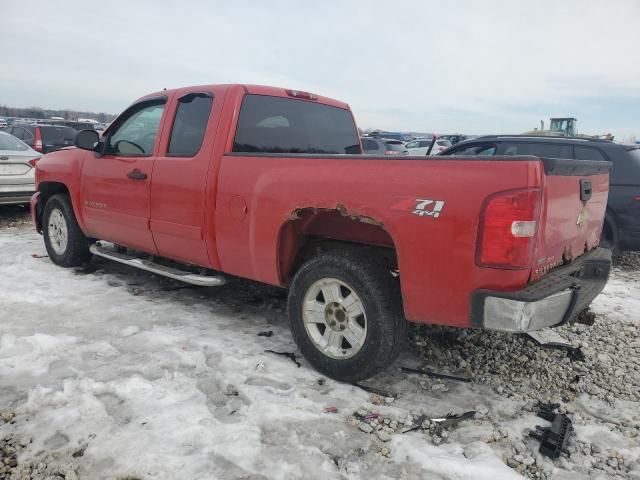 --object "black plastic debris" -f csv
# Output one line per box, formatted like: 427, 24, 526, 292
403, 411, 476, 434
528, 402, 573, 459
264, 349, 301, 367
258, 330, 274, 337
401, 366, 471, 383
